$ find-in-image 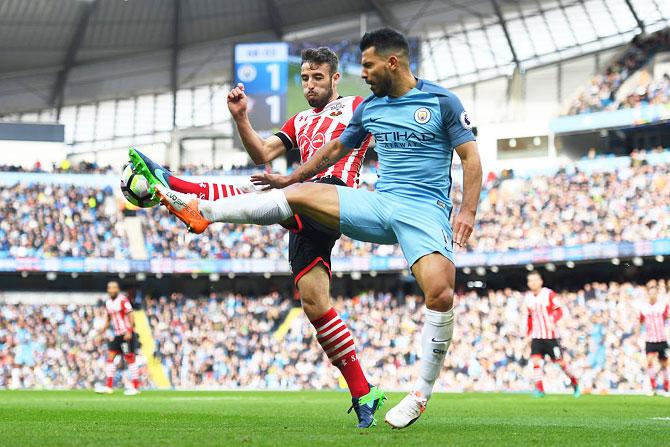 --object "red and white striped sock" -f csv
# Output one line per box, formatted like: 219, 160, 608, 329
311, 308, 369, 398
168, 176, 243, 200
533, 362, 544, 392
125, 354, 139, 389
648, 365, 658, 390
105, 360, 116, 388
